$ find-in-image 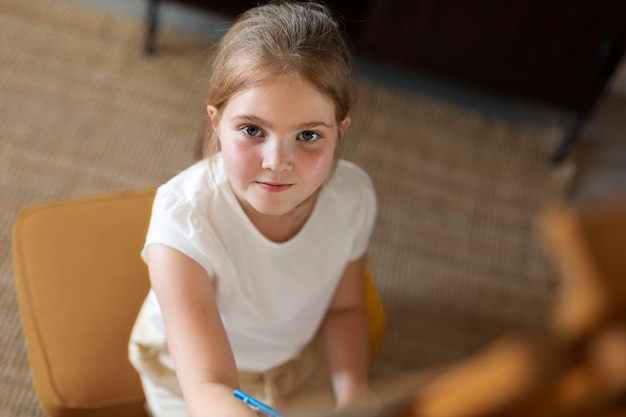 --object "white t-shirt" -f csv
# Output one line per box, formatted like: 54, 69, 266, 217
141, 154, 377, 372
